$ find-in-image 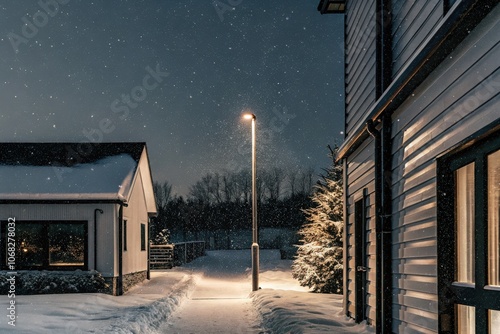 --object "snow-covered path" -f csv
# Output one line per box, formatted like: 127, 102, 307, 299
0, 249, 373, 333
160, 250, 262, 333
